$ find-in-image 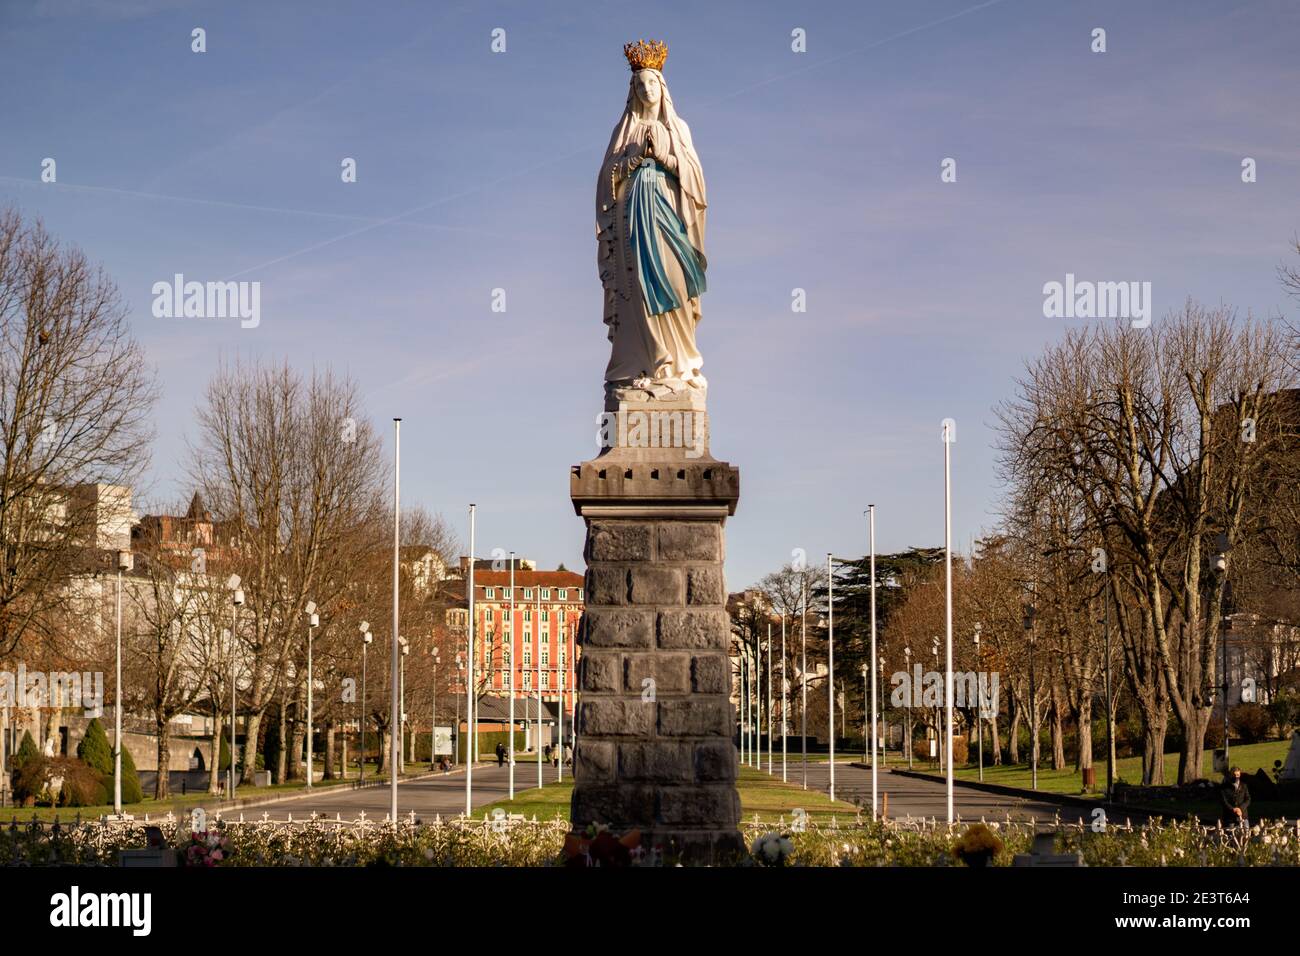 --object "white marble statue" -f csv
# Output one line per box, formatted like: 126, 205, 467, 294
597, 40, 709, 404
